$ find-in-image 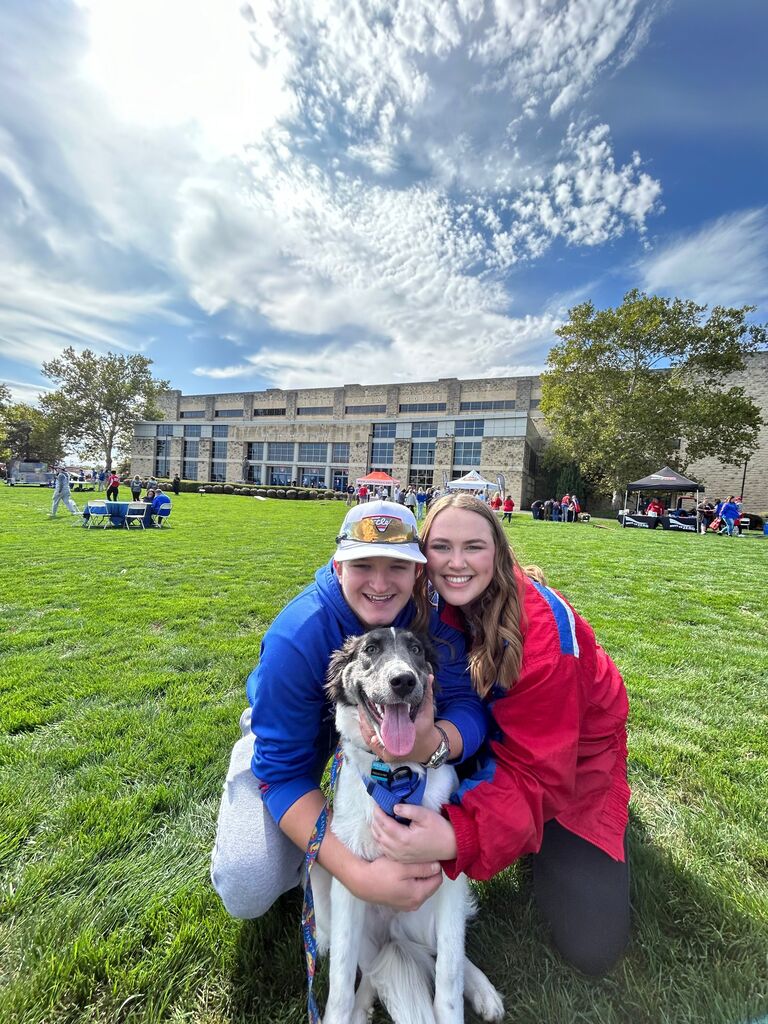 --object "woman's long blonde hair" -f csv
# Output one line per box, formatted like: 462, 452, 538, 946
413, 493, 543, 697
